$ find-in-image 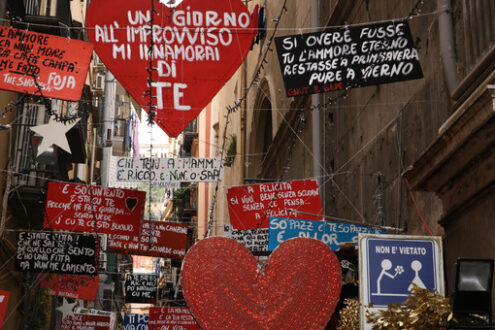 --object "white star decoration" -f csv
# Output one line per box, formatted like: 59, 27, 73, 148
56, 298, 76, 321
30, 116, 80, 156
